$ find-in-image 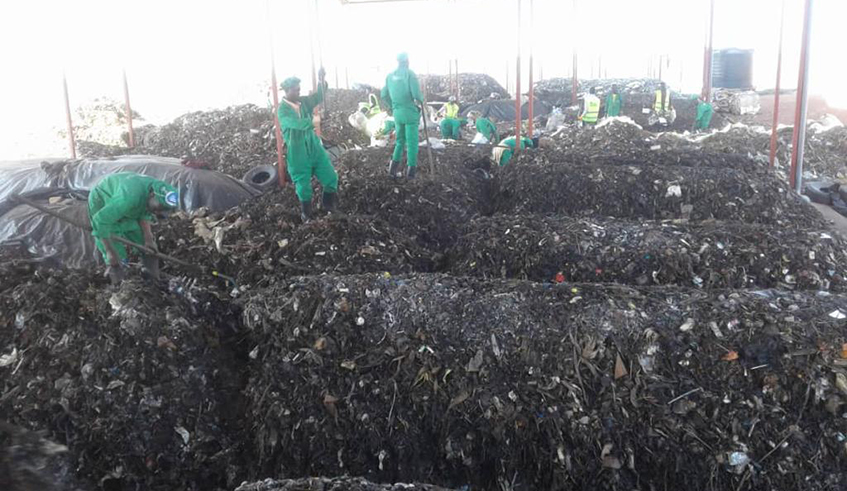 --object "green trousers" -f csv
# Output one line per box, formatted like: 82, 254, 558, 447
392, 122, 419, 168
287, 151, 338, 203
439, 119, 461, 139
94, 226, 143, 262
